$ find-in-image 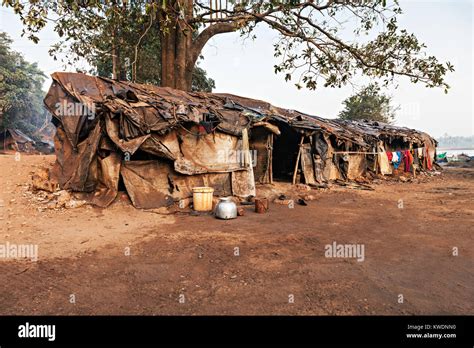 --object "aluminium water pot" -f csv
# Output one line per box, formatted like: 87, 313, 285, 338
214, 197, 237, 220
